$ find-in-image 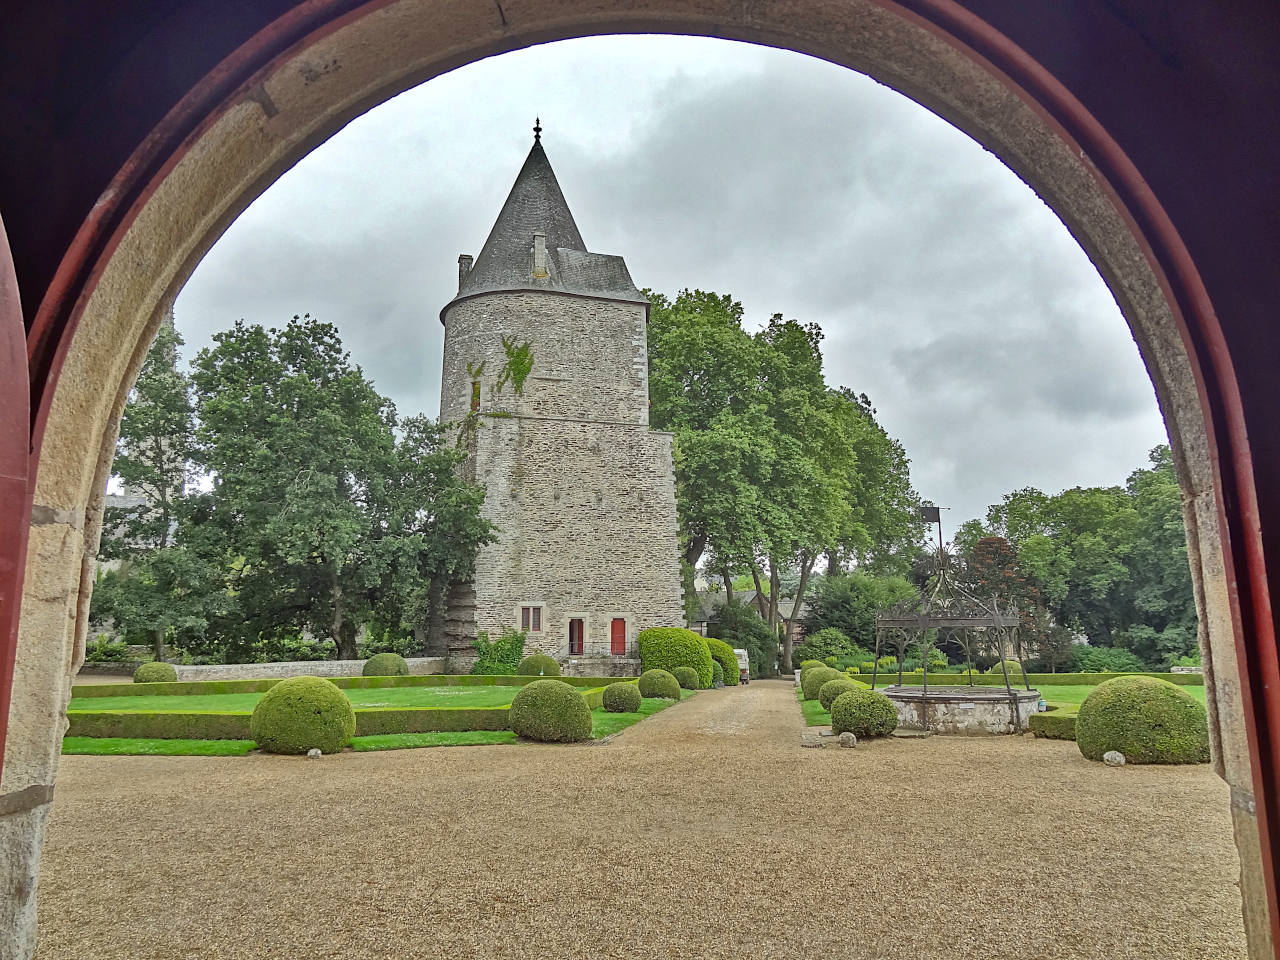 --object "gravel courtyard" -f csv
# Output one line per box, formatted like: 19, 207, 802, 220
37, 679, 1246, 959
